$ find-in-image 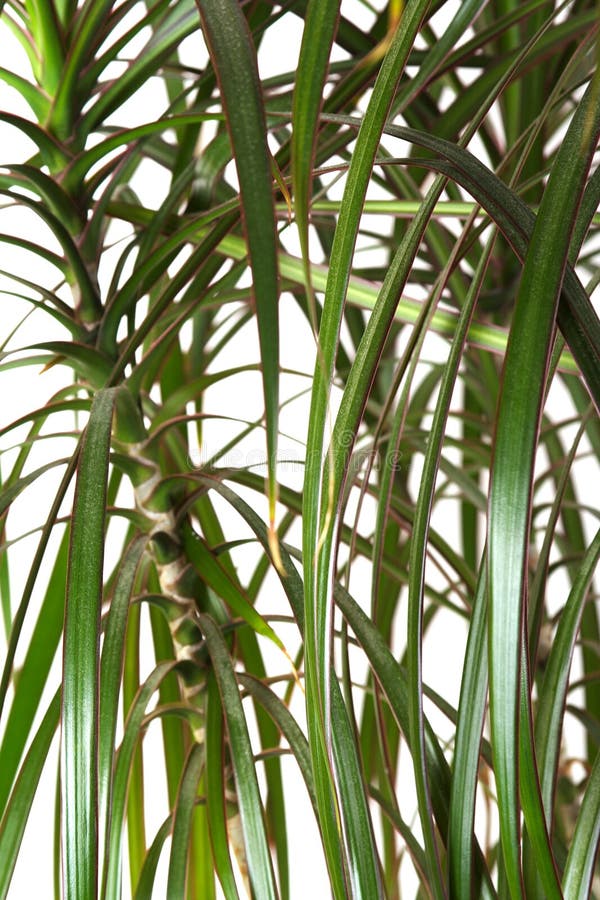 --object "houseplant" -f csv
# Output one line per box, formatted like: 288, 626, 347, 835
0, 0, 598, 897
